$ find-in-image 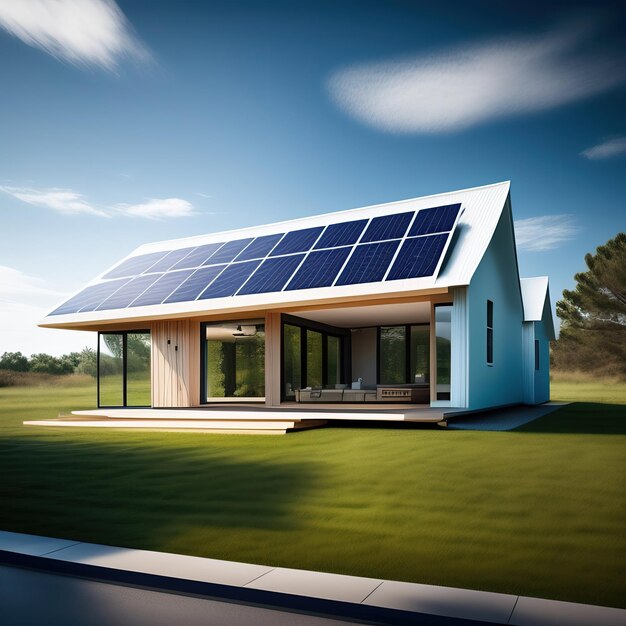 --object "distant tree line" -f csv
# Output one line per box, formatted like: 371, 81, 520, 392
0, 348, 97, 377
552, 232, 626, 378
